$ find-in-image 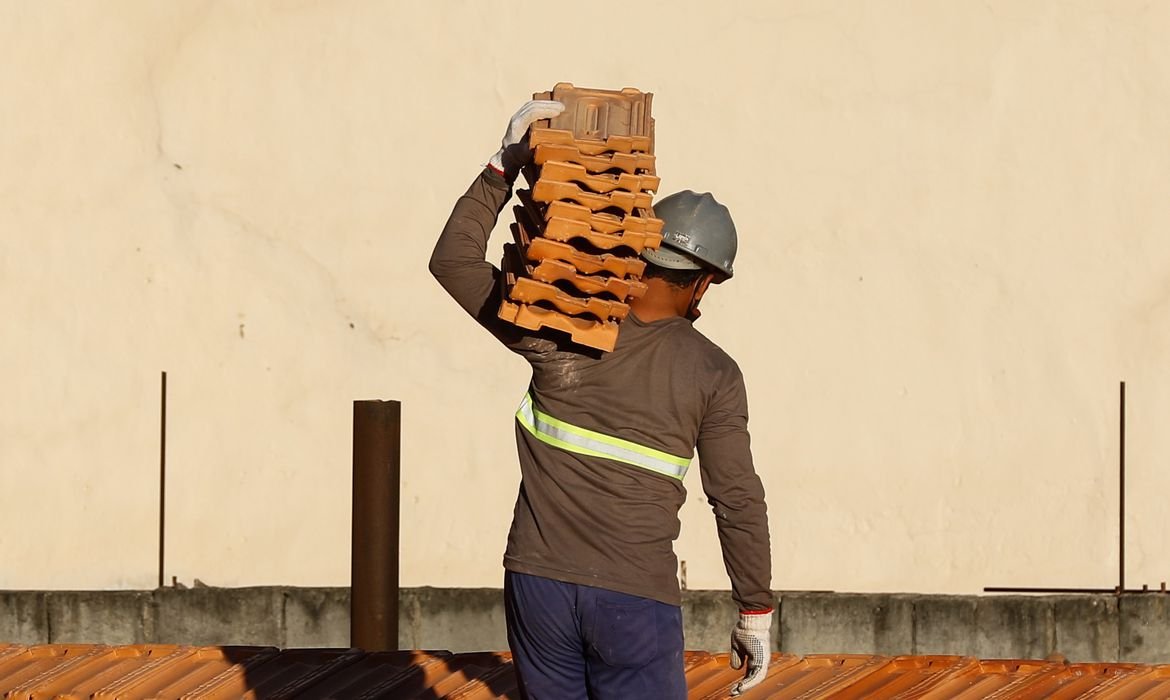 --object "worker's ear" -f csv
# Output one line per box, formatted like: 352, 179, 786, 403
692, 273, 715, 303
684, 273, 716, 321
